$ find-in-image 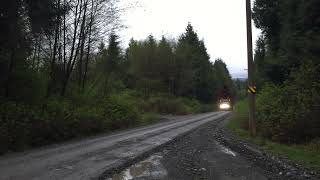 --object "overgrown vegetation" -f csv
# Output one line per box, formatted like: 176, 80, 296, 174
256, 63, 320, 143
228, 0, 320, 171
0, 1, 235, 153
0, 96, 140, 153
228, 101, 320, 173
252, 0, 320, 143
